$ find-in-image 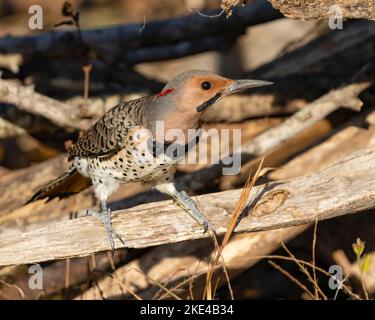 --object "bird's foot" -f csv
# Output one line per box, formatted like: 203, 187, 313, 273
178, 190, 216, 234
86, 207, 125, 254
